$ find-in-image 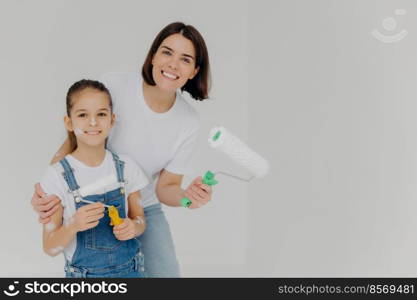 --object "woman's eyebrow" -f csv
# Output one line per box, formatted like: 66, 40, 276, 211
161, 45, 195, 61
181, 53, 195, 60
